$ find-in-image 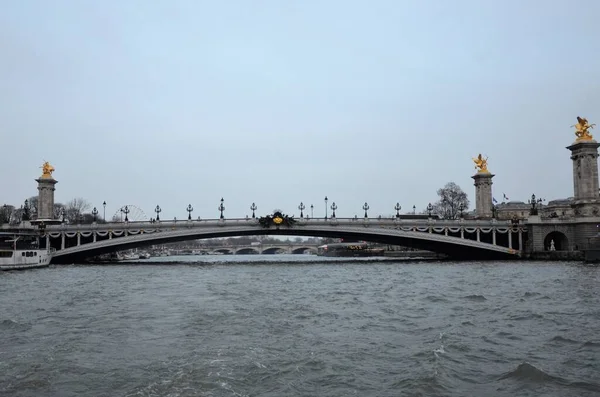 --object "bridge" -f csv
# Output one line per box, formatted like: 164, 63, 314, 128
13, 215, 527, 263
9, 128, 600, 263
170, 242, 321, 255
